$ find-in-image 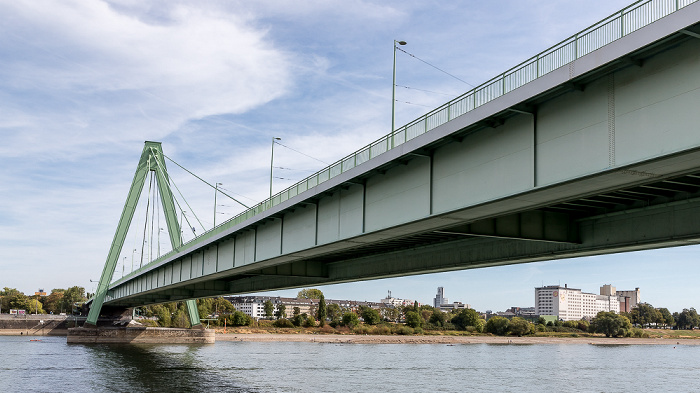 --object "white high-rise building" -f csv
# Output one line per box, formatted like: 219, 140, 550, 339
535, 284, 620, 321
434, 287, 449, 308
